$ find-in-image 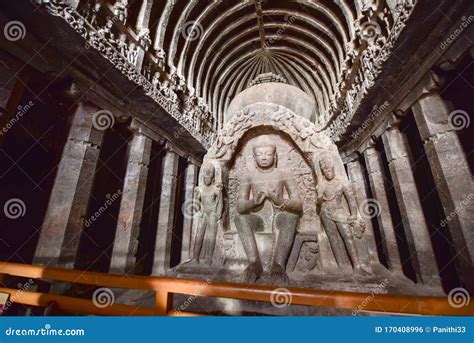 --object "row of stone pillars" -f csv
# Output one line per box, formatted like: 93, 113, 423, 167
345, 90, 473, 292
32, 99, 200, 277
